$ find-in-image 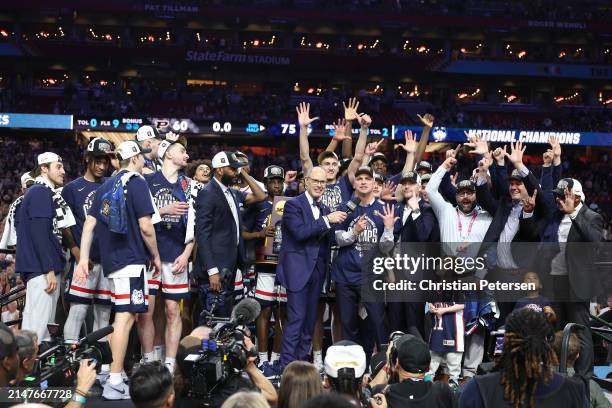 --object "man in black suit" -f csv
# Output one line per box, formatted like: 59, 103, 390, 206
527, 177, 604, 384
194, 151, 247, 318
476, 143, 549, 273
390, 170, 439, 339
